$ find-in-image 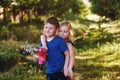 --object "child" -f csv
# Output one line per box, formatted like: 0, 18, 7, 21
59, 21, 75, 80
41, 21, 75, 80
40, 17, 69, 80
